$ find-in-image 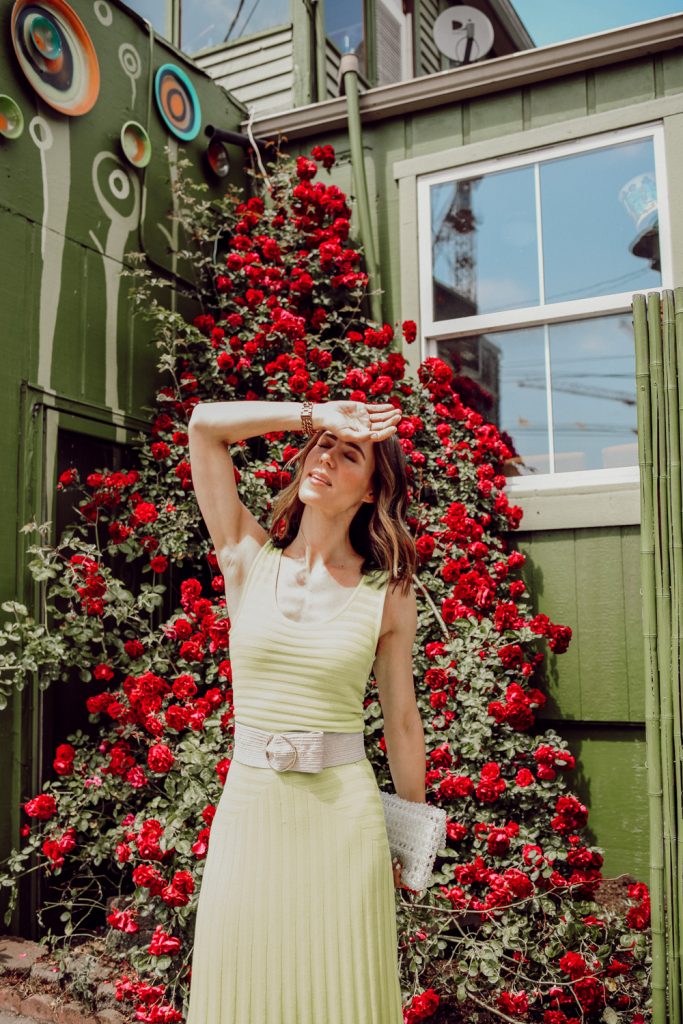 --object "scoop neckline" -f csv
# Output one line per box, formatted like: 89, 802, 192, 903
271, 541, 367, 627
